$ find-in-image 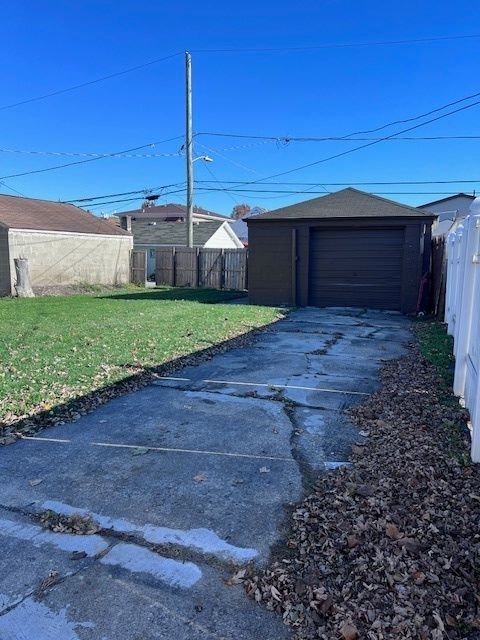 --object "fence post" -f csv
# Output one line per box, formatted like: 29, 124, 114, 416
445, 232, 456, 329
220, 248, 225, 289
453, 215, 477, 396
196, 247, 200, 288
172, 247, 176, 286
